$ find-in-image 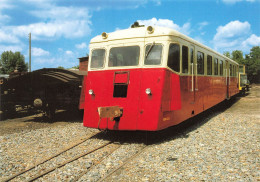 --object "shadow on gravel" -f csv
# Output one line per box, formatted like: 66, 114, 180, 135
26, 110, 84, 123
92, 97, 240, 146
0, 109, 83, 123
0, 109, 37, 121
